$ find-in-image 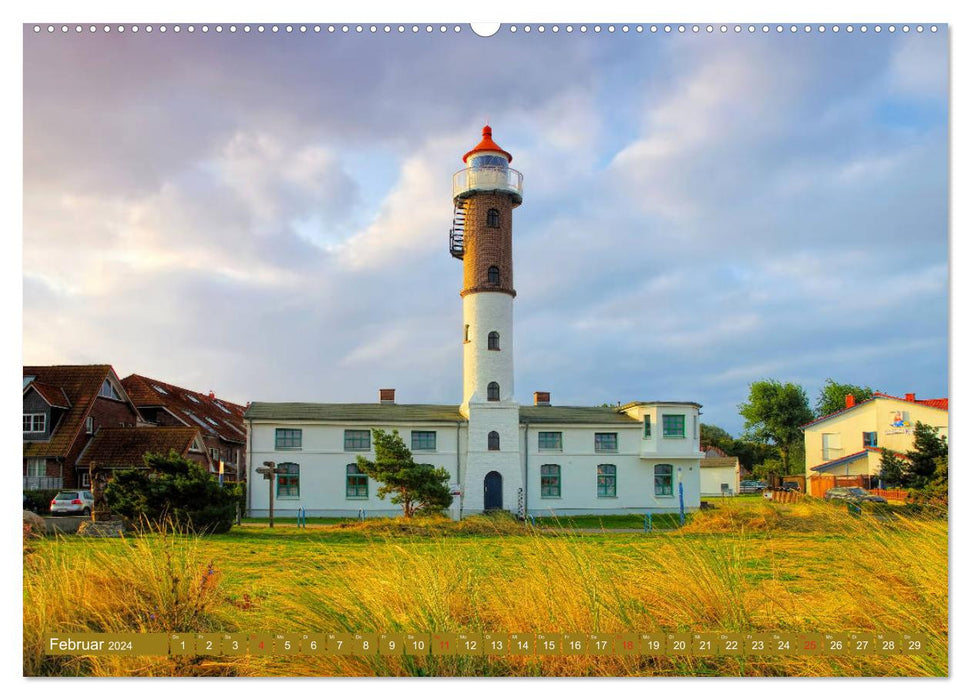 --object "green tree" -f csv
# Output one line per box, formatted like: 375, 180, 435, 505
878, 448, 907, 487
904, 422, 948, 489
105, 451, 236, 533
738, 380, 814, 475
700, 424, 733, 452
728, 440, 779, 473
356, 429, 453, 518
814, 378, 874, 417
